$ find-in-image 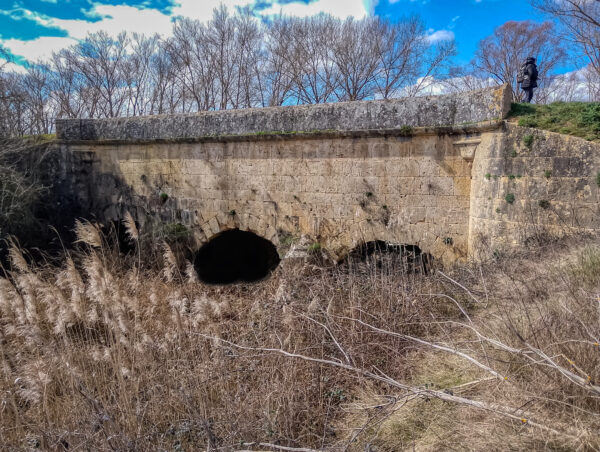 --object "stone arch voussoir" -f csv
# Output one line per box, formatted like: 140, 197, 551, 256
197, 212, 279, 247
